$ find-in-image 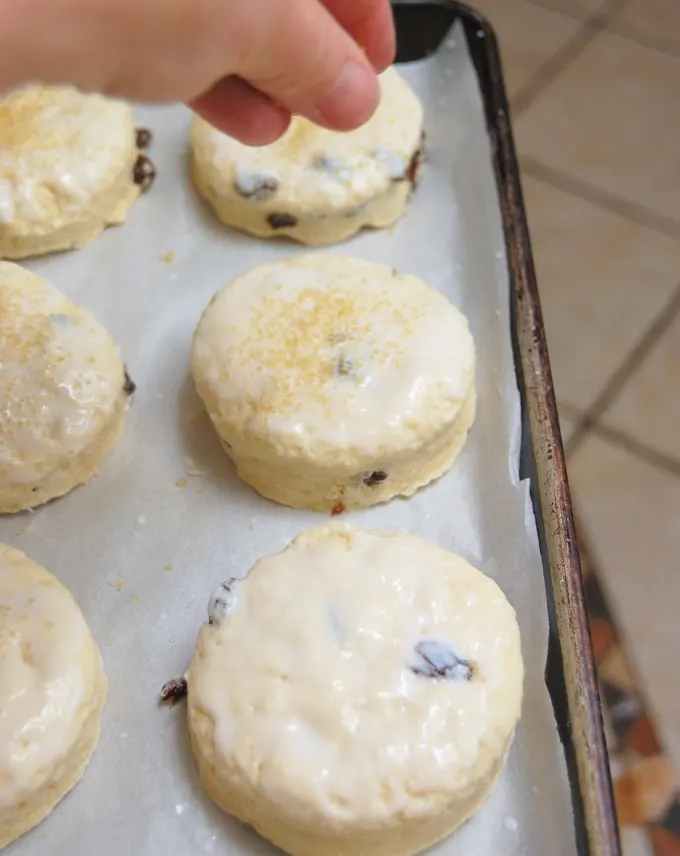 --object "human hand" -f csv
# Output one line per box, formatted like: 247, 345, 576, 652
0, 0, 395, 144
